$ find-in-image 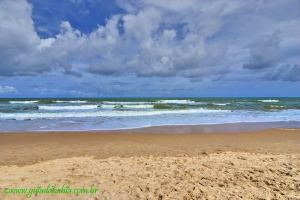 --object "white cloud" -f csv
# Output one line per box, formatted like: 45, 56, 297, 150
0, 86, 17, 94
0, 0, 300, 81
0, 0, 55, 76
